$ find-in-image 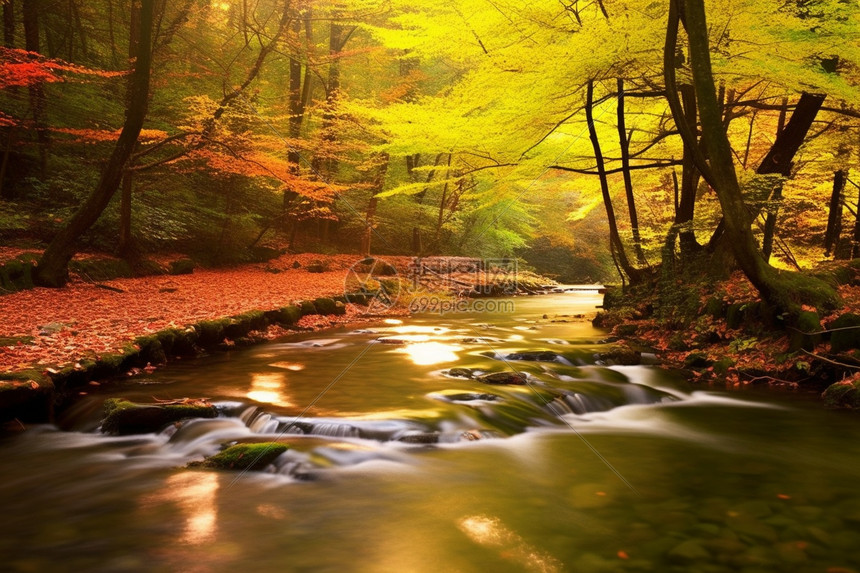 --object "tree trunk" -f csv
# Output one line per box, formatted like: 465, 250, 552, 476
34, 0, 155, 287
3, 0, 13, 48
679, 0, 838, 316
824, 170, 846, 256
677, 83, 701, 255
852, 175, 860, 259
361, 153, 389, 256
616, 78, 647, 265
586, 80, 639, 282
23, 0, 49, 173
